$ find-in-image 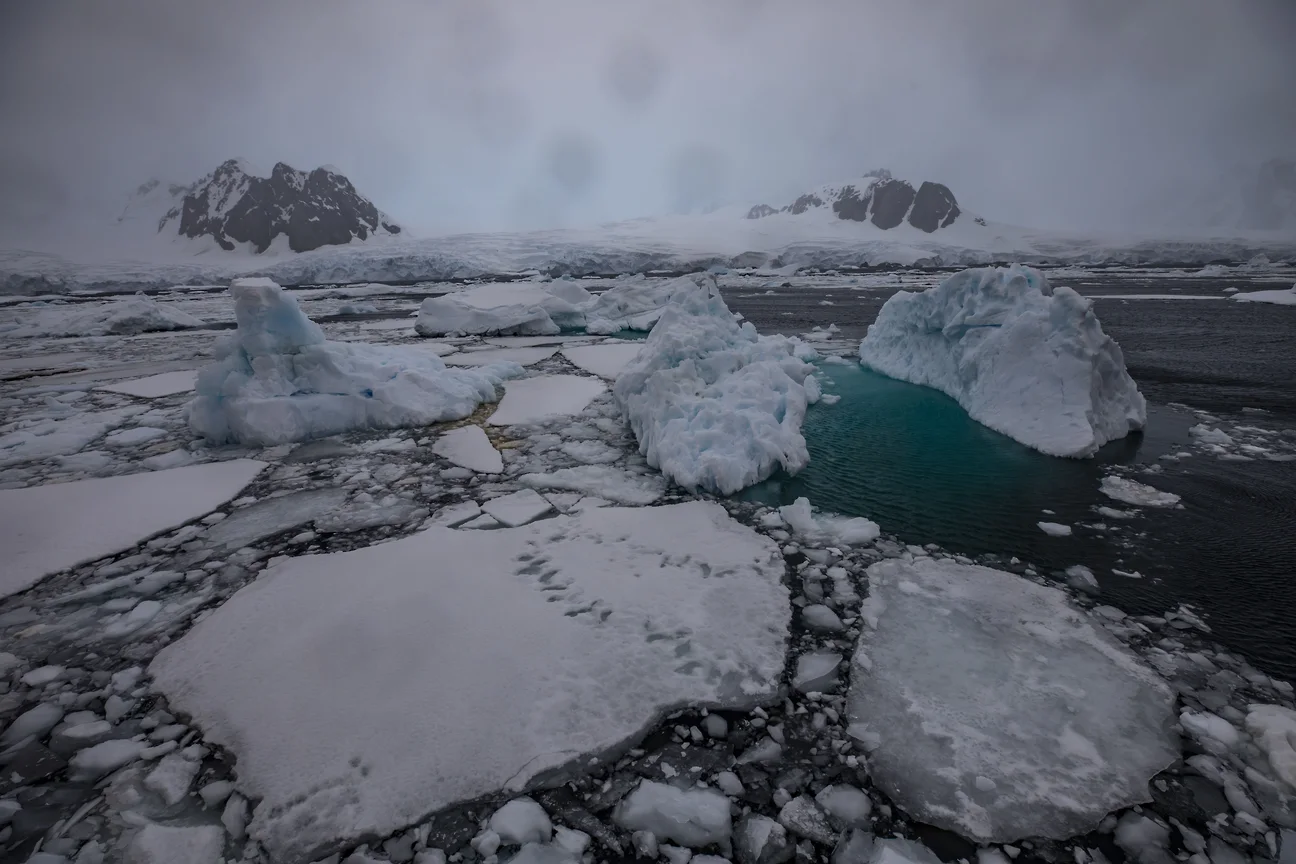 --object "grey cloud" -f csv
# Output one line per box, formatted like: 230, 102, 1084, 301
1, 0, 1293, 248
